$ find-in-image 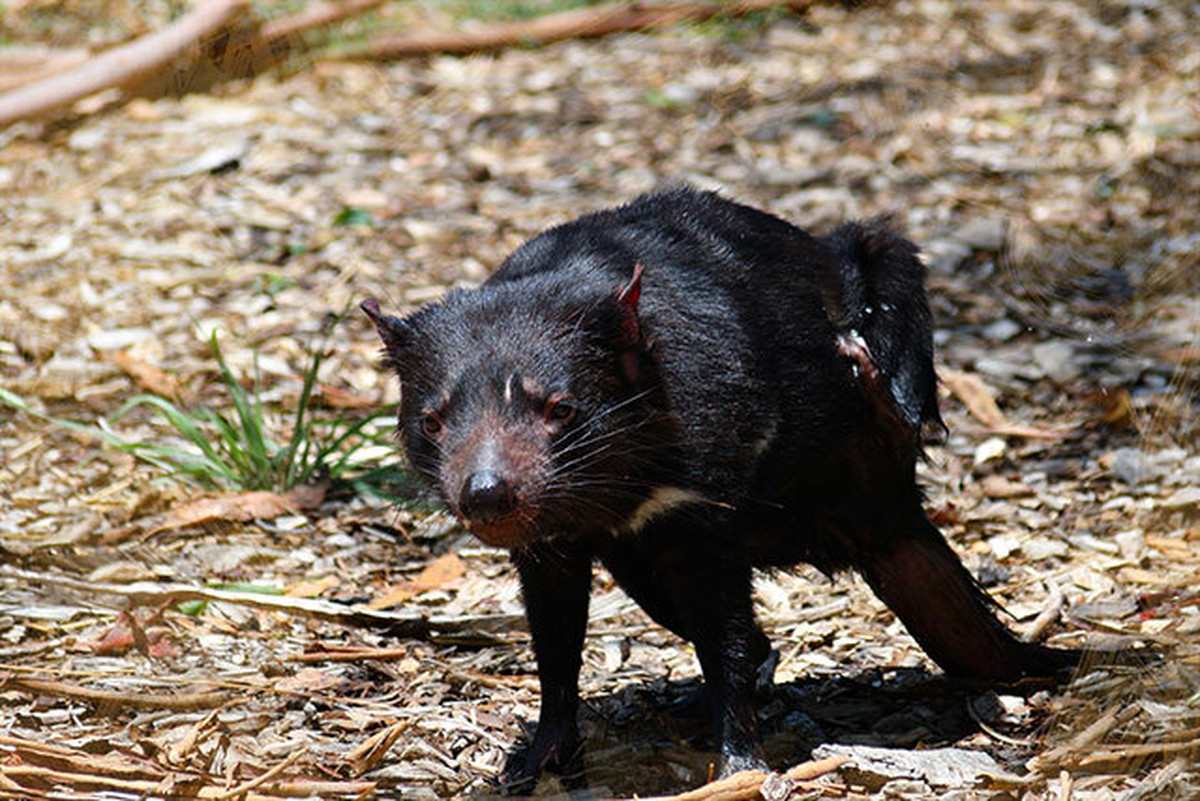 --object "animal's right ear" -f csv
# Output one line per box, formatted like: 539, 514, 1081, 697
361, 298, 411, 355
612, 263, 643, 349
